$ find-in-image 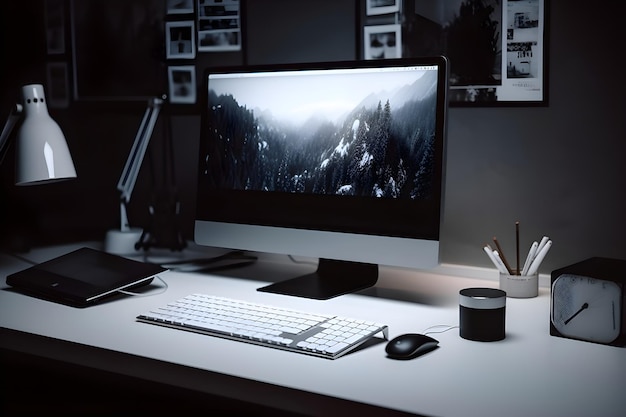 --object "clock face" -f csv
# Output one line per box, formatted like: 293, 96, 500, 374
551, 274, 622, 344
